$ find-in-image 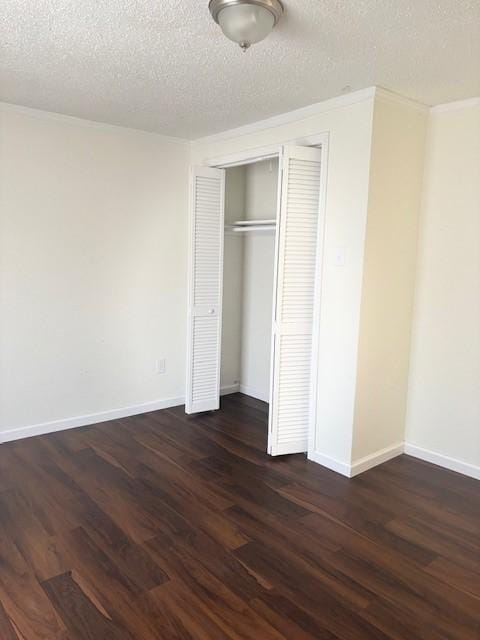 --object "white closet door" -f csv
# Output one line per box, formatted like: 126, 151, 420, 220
185, 166, 225, 414
268, 145, 322, 455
